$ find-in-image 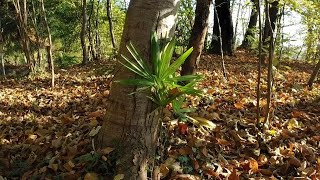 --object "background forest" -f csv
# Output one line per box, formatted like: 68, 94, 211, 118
0, 0, 319, 179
